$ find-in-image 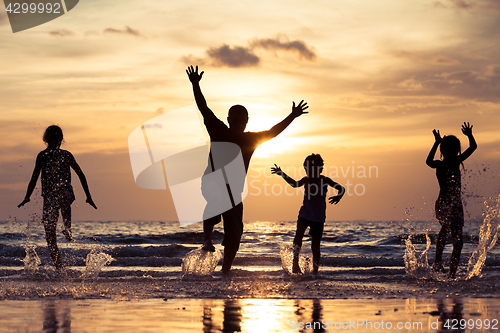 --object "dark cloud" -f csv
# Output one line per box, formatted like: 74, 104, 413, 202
49, 29, 76, 37
250, 37, 316, 61
449, 0, 474, 9
181, 36, 316, 68
378, 65, 500, 103
206, 45, 259, 67
104, 26, 144, 38
486, 65, 500, 76
434, 0, 475, 9
389, 51, 461, 66
431, 56, 461, 66
156, 108, 165, 114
